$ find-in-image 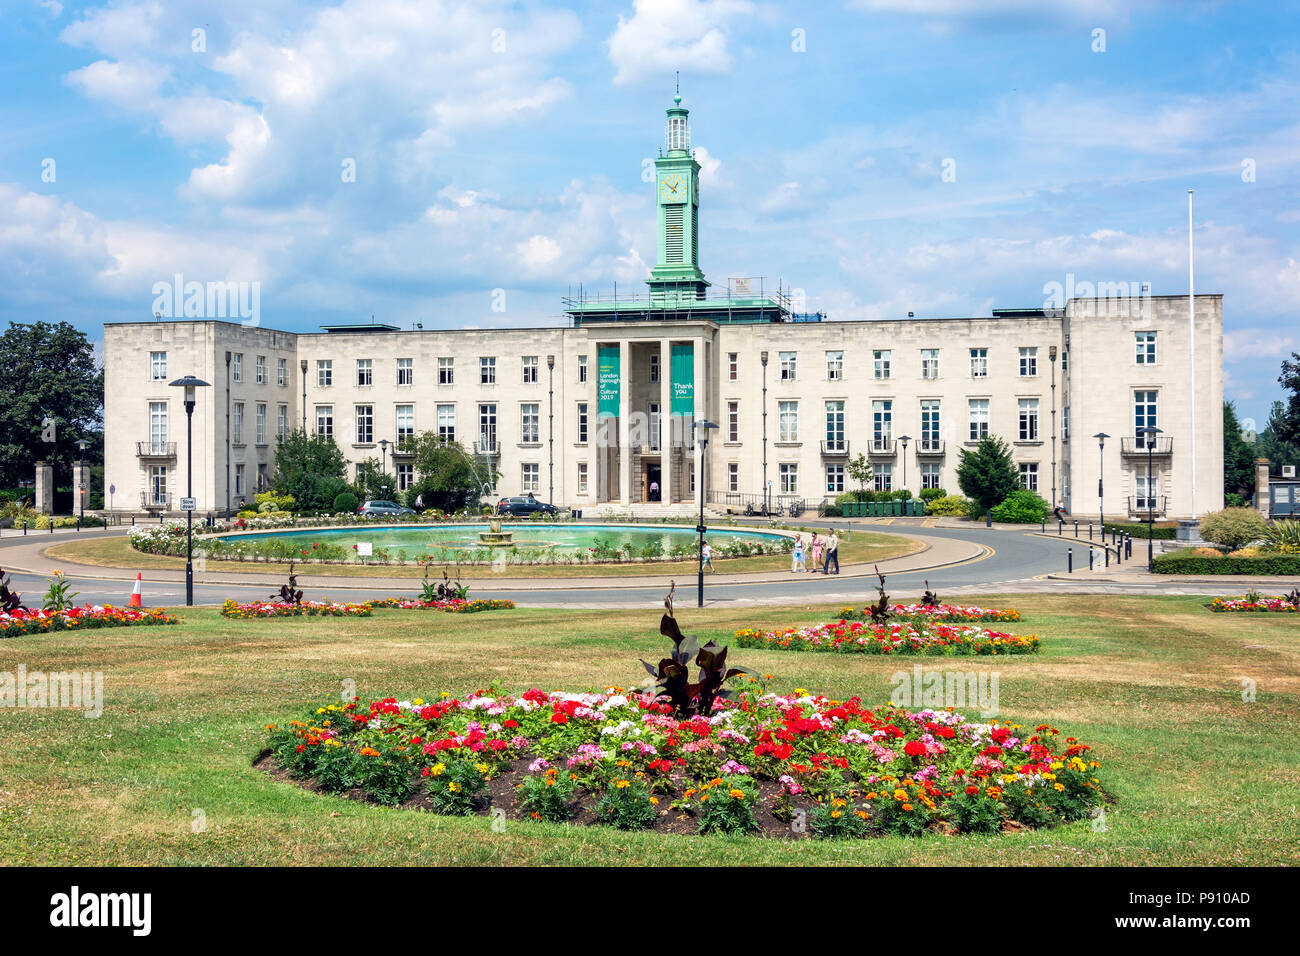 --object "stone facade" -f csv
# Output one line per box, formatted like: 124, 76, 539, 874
103, 292, 1223, 520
